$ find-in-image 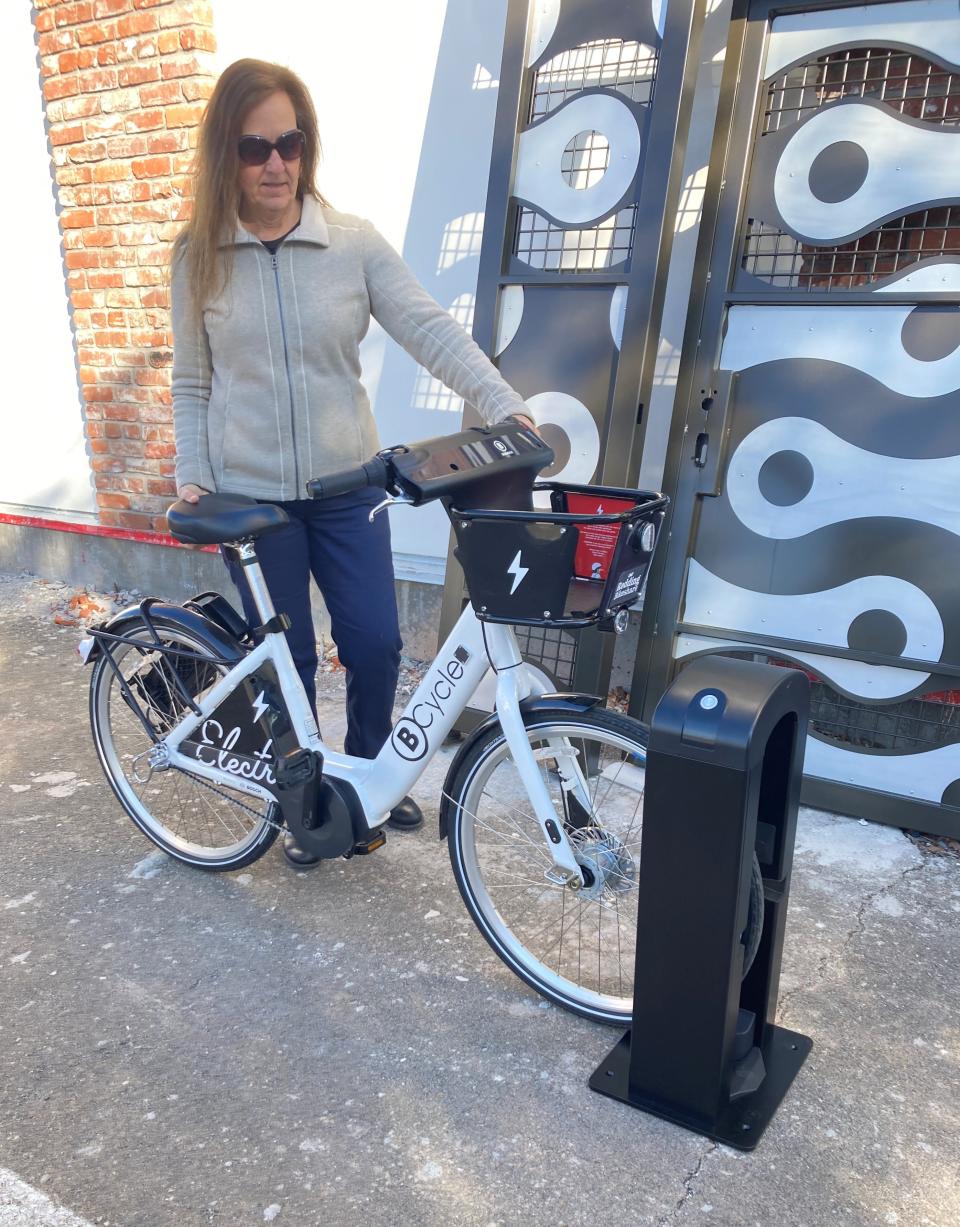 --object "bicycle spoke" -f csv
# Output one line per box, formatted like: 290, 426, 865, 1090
482, 876, 562, 890
451, 713, 649, 1022
93, 626, 274, 865
446, 789, 554, 867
